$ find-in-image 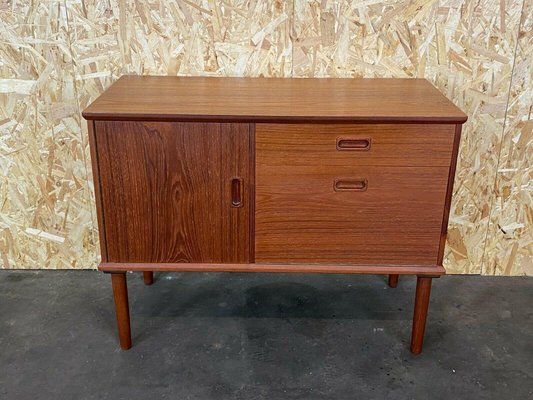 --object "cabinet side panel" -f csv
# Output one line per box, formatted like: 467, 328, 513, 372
87, 120, 108, 262
95, 121, 249, 263
437, 124, 463, 265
